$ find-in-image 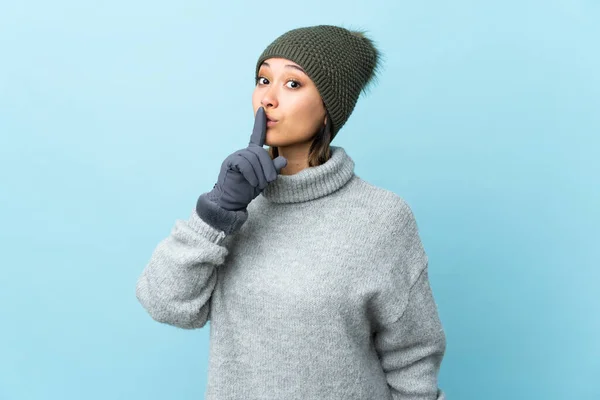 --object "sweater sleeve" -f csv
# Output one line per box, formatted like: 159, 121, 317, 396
135, 209, 235, 329
374, 266, 447, 399
372, 200, 447, 399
